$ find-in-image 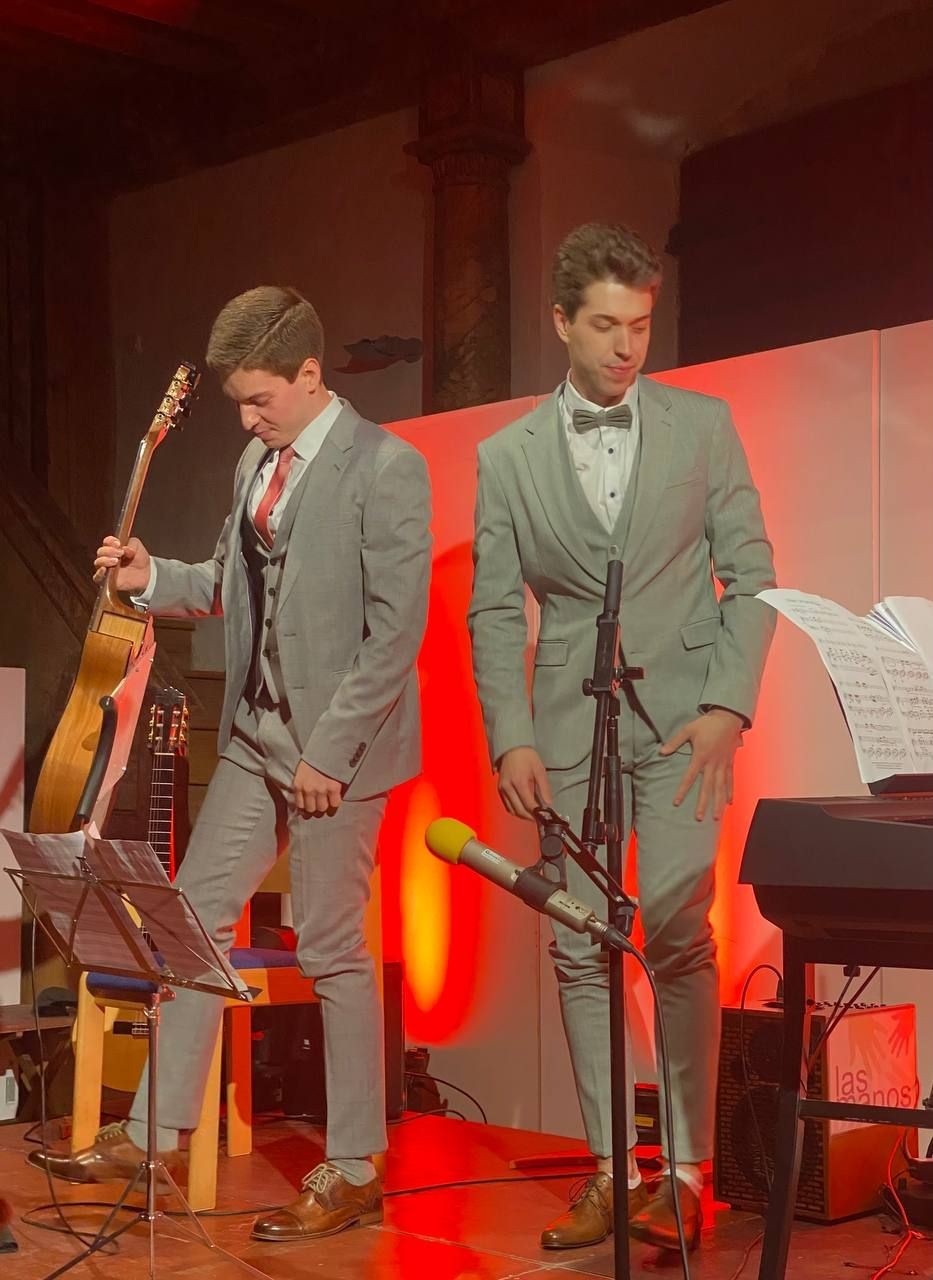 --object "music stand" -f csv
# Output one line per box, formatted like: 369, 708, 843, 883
1, 827, 268, 1280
